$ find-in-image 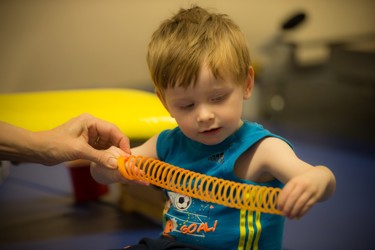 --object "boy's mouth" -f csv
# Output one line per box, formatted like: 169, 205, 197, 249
200, 127, 221, 135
